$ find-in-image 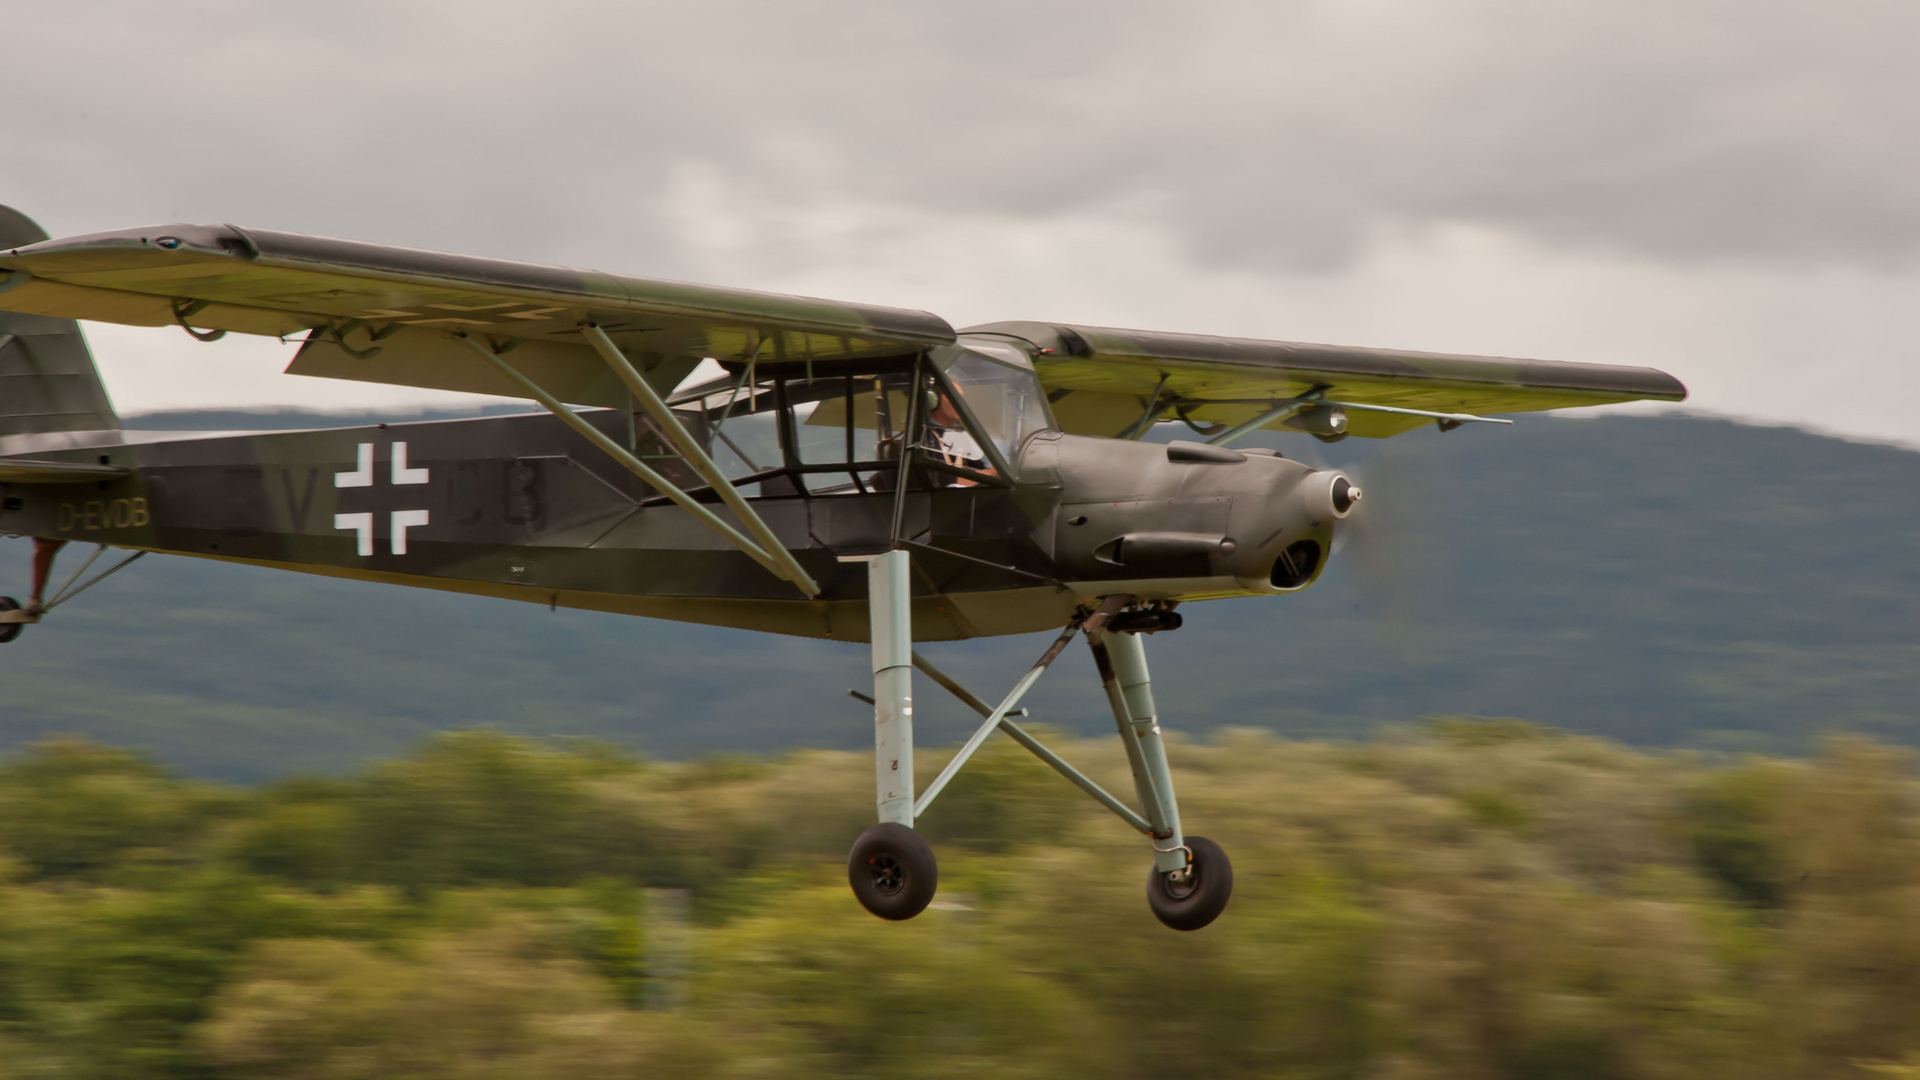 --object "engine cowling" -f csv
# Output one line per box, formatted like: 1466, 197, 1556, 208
1043, 435, 1363, 600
